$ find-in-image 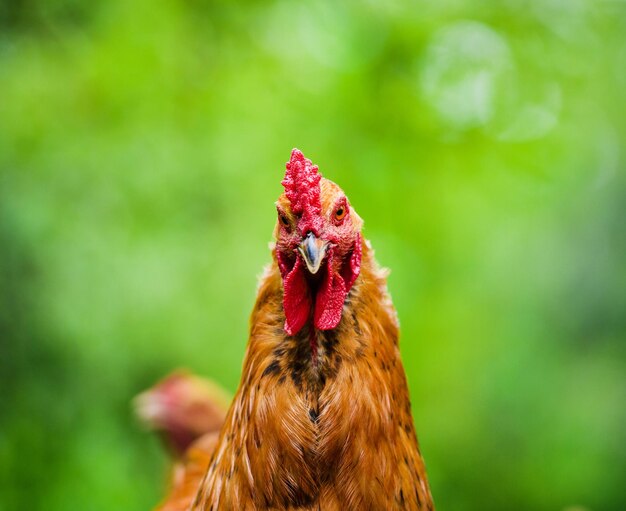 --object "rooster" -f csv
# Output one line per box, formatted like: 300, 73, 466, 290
146, 149, 434, 510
